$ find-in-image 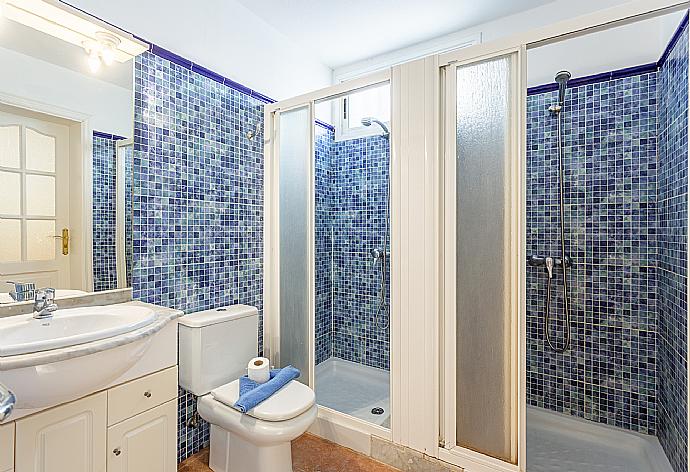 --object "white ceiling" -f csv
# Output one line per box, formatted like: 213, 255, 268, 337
236, 0, 556, 68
